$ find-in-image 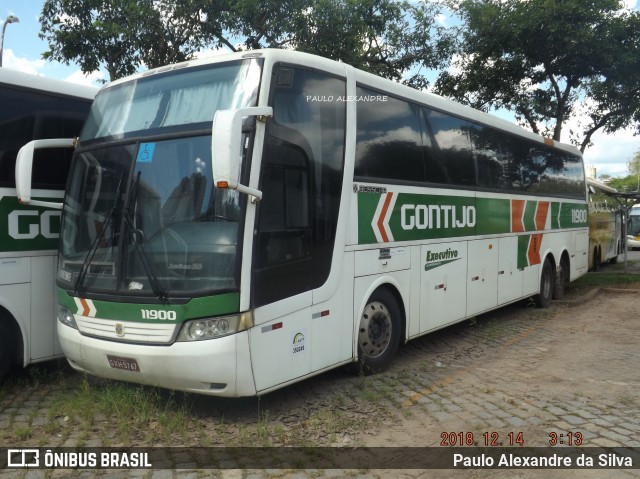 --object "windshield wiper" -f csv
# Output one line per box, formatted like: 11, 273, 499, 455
123, 171, 168, 301
74, 171, 123, 294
